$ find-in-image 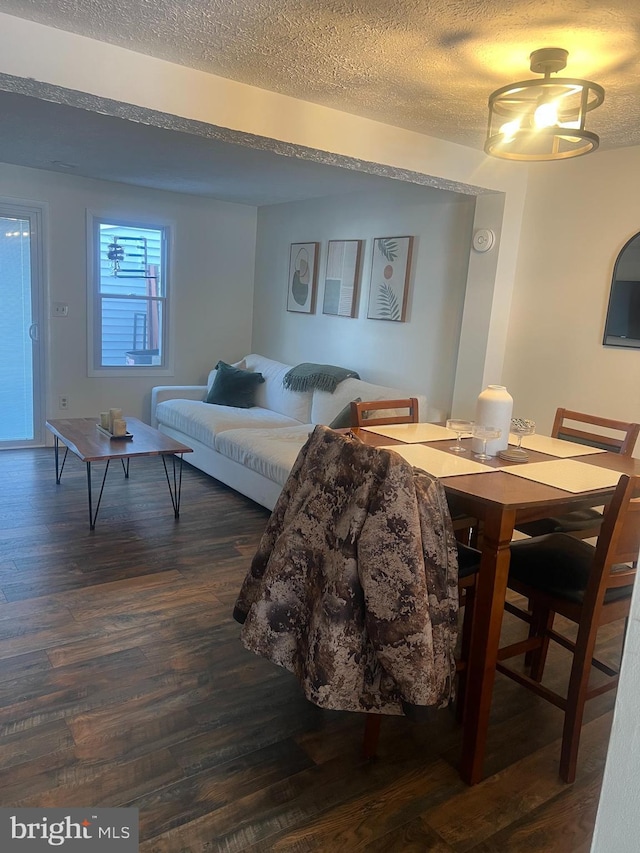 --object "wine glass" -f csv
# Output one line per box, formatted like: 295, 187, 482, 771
472, 425, 501, 461
445, 418, 475, 453
507, 418, 536, 461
